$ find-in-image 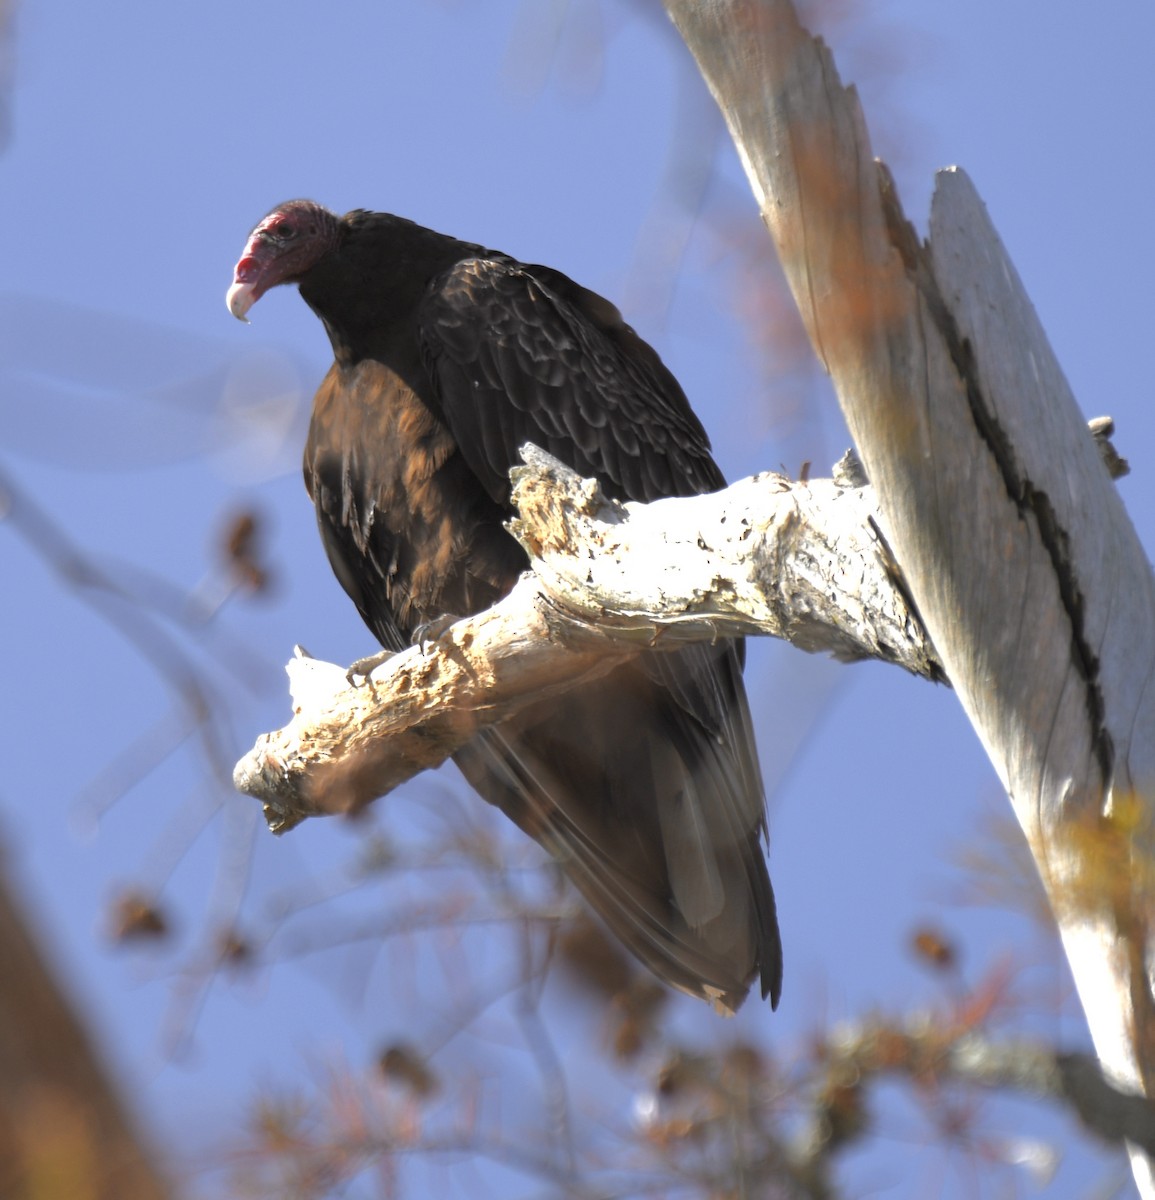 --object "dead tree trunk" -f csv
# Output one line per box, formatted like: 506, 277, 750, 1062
662, 0, 1155, 1190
